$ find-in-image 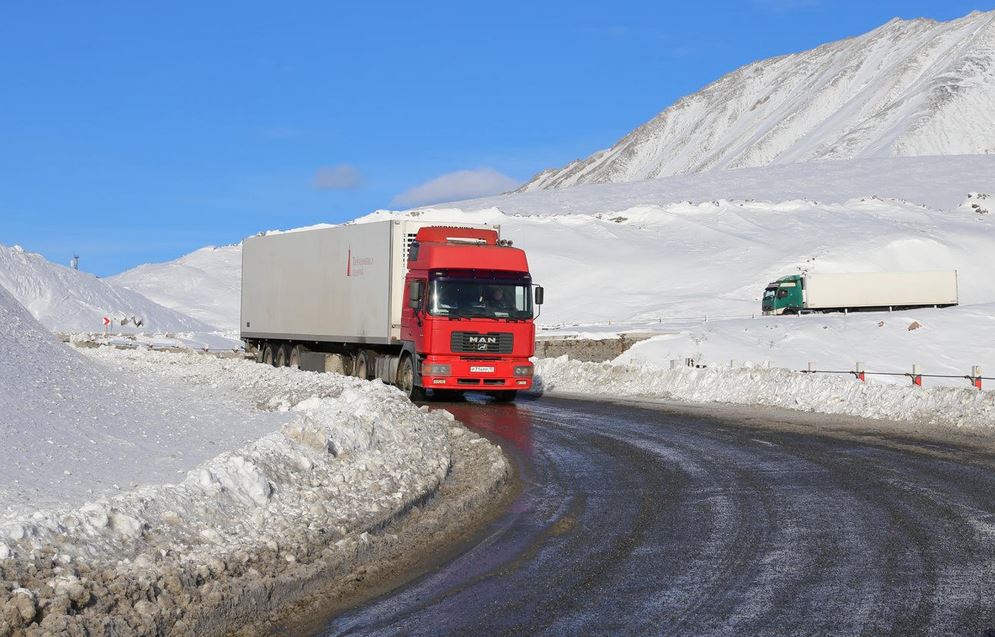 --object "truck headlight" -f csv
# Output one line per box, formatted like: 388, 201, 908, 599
423, 363, 451, 376
513, 365, 533, 377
